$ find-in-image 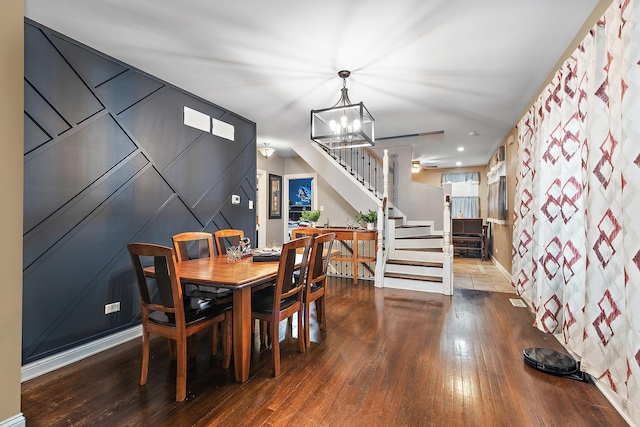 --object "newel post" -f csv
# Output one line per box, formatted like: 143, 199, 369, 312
374, 150, 389, 288
442, 194, 453, 295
